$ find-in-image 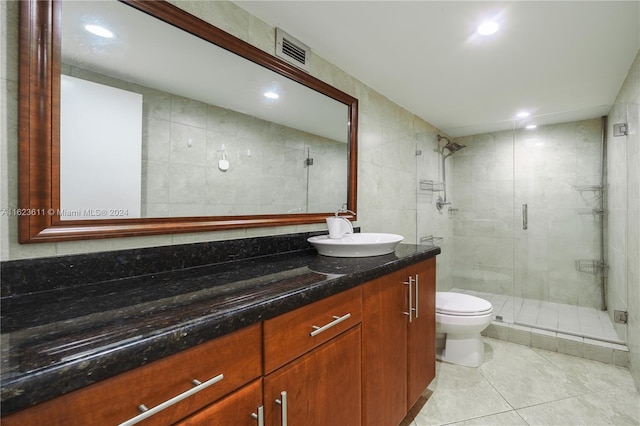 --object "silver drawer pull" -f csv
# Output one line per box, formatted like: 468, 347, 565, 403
119, 373, 224, 426
403, 276, 414, 323
310, 313, 351, 337
275, 391, 288, 426
251, 405, 265, 426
